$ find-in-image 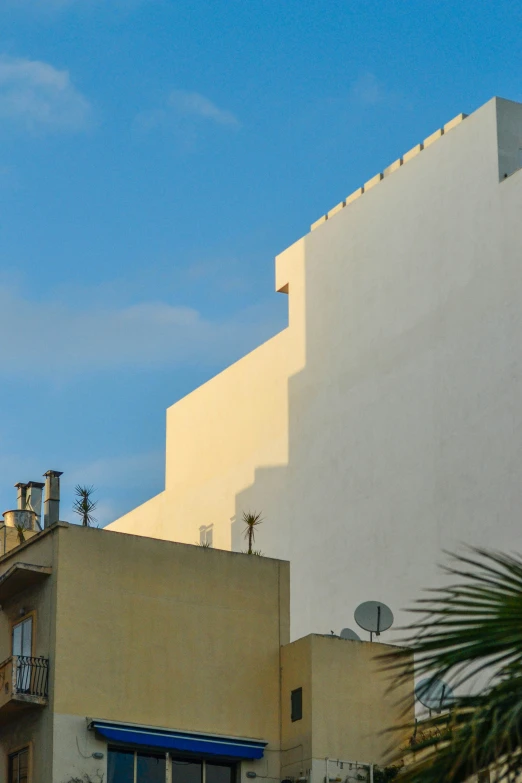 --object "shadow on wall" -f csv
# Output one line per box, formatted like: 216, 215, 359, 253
233, 101, 522, 641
